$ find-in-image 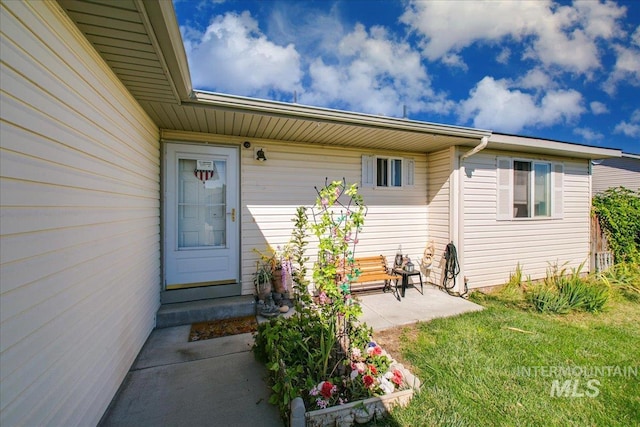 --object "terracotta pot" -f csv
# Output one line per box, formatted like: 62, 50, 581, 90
273, 268, 287, 293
